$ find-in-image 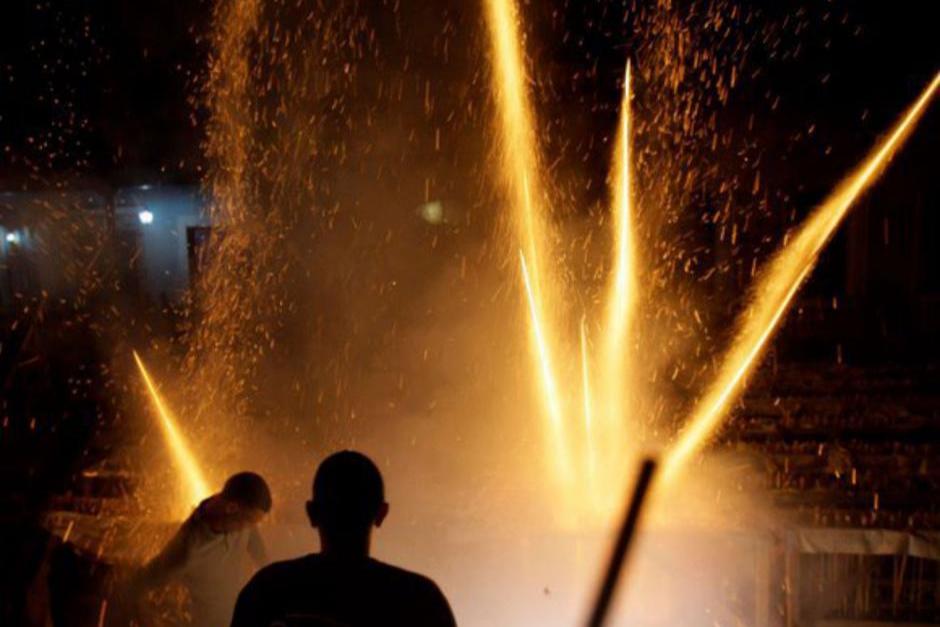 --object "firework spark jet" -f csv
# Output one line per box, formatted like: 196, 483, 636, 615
482, 0, 938, 513
484, 0, 572, 480
662, 72, 940, 484
482, 0, 550, 275
580, 316, 597, 484
520, 251, 572, 478
598, 63, 638, 492
485, 0, 640, 509
133, 350, 211, 509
